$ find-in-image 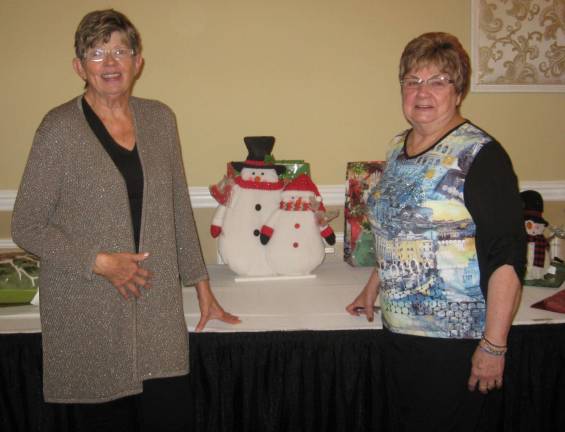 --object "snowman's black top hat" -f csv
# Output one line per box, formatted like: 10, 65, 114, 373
231, 136, 286, 175
520, 190, 548, 225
